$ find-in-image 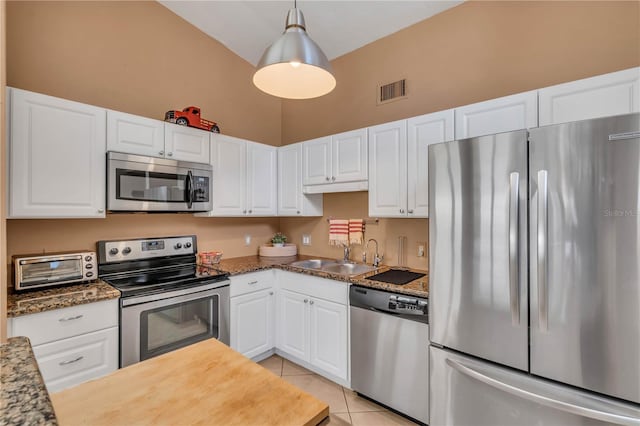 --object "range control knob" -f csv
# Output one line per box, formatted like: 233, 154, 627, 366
84, 255, 93, 262
86, 271, 94, 278
85, 264, 93, 269
175, 243, 183, 249
122, 247, 132, 255
109, 248, 119, 256
184, 242, 192, 249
